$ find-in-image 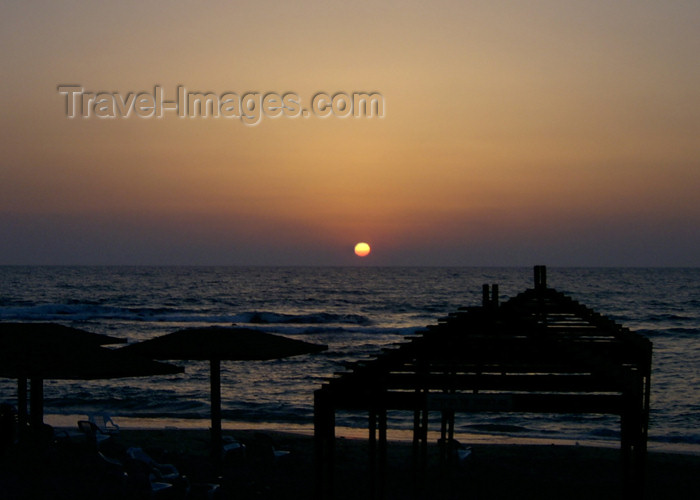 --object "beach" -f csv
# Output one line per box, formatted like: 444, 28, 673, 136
2, 422, 699, 500
2, 267, 700, 499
